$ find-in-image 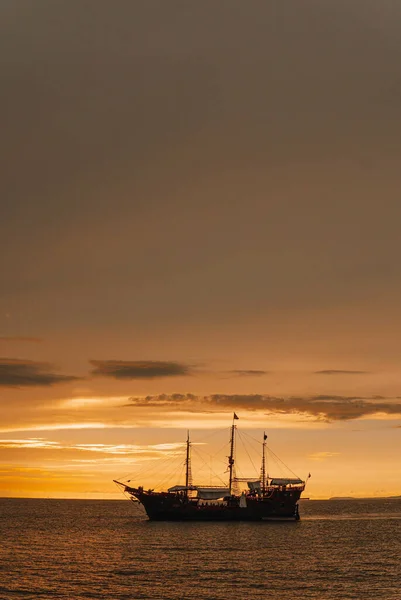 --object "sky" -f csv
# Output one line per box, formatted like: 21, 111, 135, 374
1, 1, 400, 500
